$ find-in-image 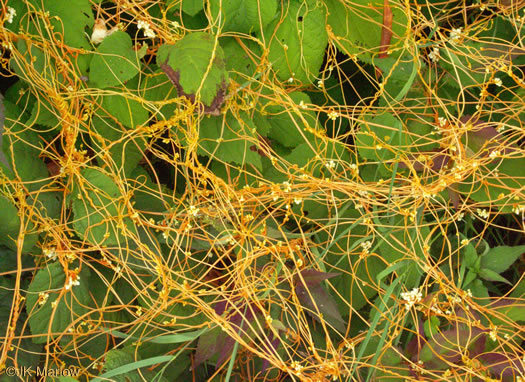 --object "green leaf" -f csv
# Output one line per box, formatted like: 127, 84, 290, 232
424, 316, 440, 338
210, 0, 277, 33
26, 263, 92, 344
157, 32, 229, 112
100, 92, 149, 129
28, 0, 94, 49
221, 37, 262, 84
480, 245, 525, 274
89, 31, 141, 89
0, 277, 43, 373
325, 0, 408, 63
91, 83, 148, 174
173, 0, 204, 16
129, 167, 170, 216
98, 347, 168, 382
197, 111, 263, 170
28, 96, 61, 131
478, 268, 512, 285
0, 195, 39, 253
265, 92, 316, 148
263, 0, 328, 83
11, 39, 56, 84
71, 168, 127, 246
356, 111, 405, 175
141, 70, 178, 119
439, 42, 487, 89
456, 156, 525, 213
